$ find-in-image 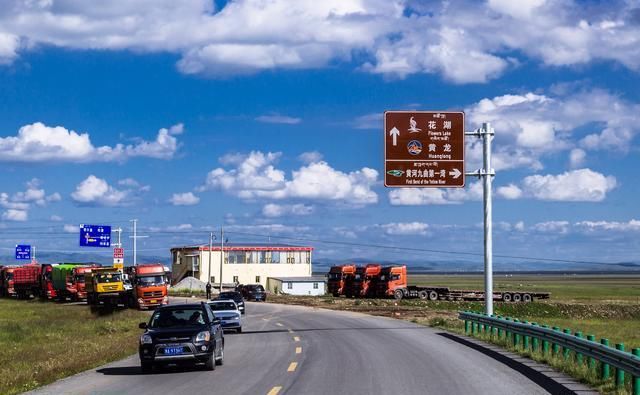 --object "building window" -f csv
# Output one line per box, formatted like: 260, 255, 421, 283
305, 251, 311, 264
255, 276, 260, 283
313, 282, 318, 289
210, 276, 215, 283
271, 251, 280, 263
287, 282, 292, 289
227, 251, 246, 264
233, 276, 239, 283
